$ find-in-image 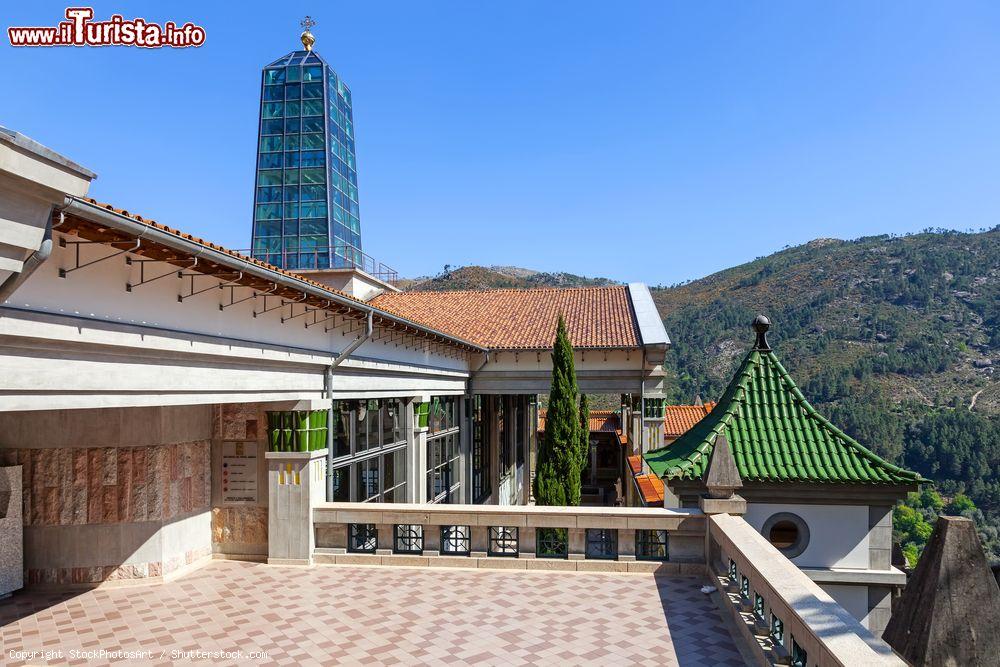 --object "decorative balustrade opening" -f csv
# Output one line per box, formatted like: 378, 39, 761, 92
314, 503, 708, 574
349, 523, 377, 553
441, 525, 470, 555
536, 528, 568, 559
635, 529, 669, 561
707, 513, 903, 666
585, 529, 618, 560
393, 524, 423, 554
488, 526, 519, 557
